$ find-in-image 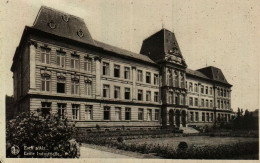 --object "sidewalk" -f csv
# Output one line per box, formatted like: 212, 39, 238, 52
80, 144, 134, 158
